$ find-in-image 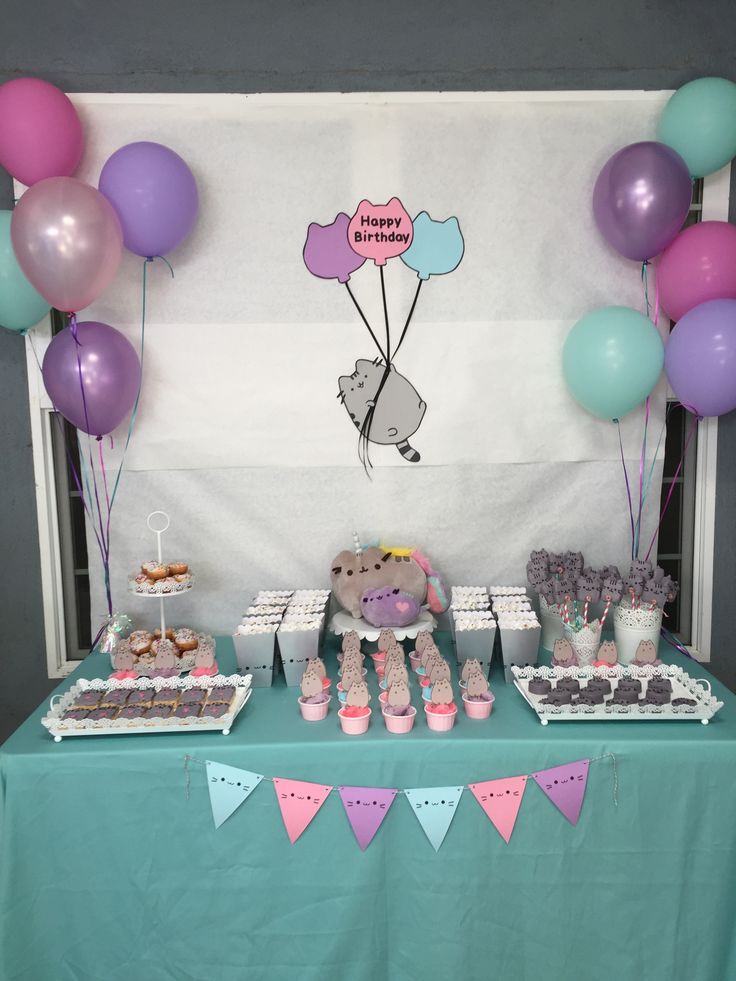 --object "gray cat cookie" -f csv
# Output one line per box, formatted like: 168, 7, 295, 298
387, 679, 411, 708
461, 658, 482, 682
346, 679, 371, 708
596, 640, 618, 666
338, 358, 427, 462
431, 678, 454, 705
